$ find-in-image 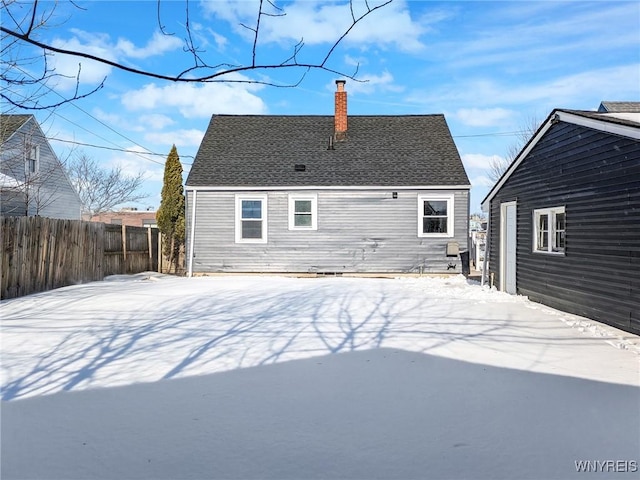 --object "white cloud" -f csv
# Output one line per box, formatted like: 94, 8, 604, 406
49, 29, 182, 92
462, 153, 507, 171
121, 81, 267, 117
202, 0, 425, 52
344, 54, 366, 67
144, 129, 205, 149
413, 64, 640, 112
454, 108, 515, 127
93, 108, 128, 127
344, 70, 404, 95
211, 31, 229, 51
138, 114, 175, 131
50, 36, 114, 91
469, 174, 495, 188
115, 31, 183, 59
202, 0, 258, 24
433, 3, 640, 72
107, 147, 164, 183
